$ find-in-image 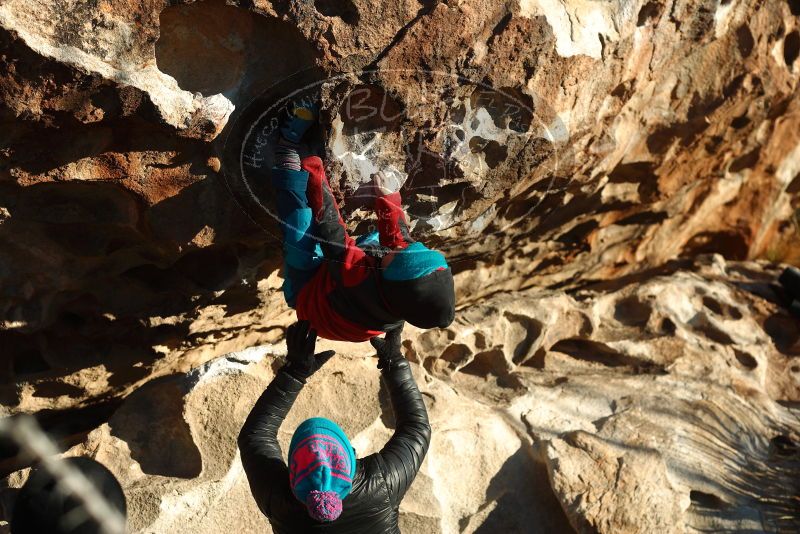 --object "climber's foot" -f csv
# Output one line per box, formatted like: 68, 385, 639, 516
280, 98, 319, 144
